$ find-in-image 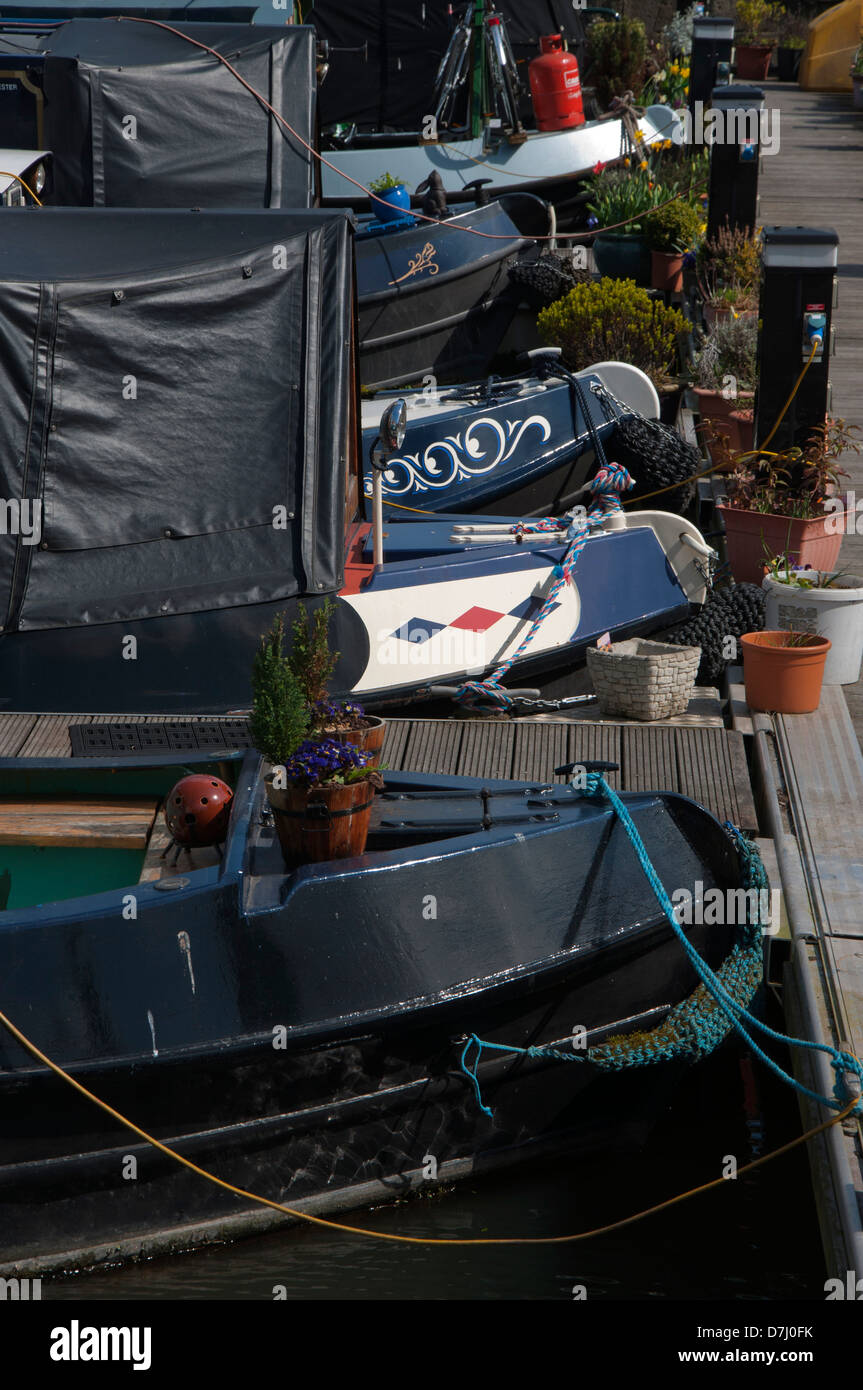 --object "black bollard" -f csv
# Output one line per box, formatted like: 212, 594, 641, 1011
689, 16, 735, 117
707, 85, 764, 239
754, 227, 838, 452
